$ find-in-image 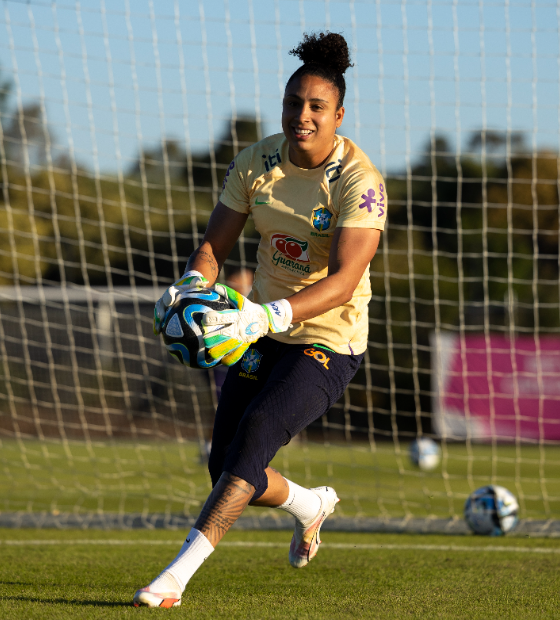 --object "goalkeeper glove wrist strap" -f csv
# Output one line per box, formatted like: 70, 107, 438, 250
181, 269, 205, 280
262, 298, 293, 333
